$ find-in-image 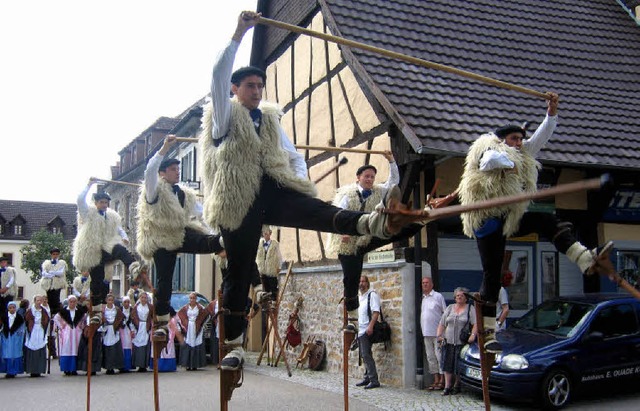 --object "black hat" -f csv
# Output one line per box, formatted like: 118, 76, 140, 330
159, 158, 180, 172
356, 165, 377, 176
50, 247, 60, 254
0, 256, 8, 262
231, 66, 267, 86
495, 124, 526, 139
93, 192, 111, 202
